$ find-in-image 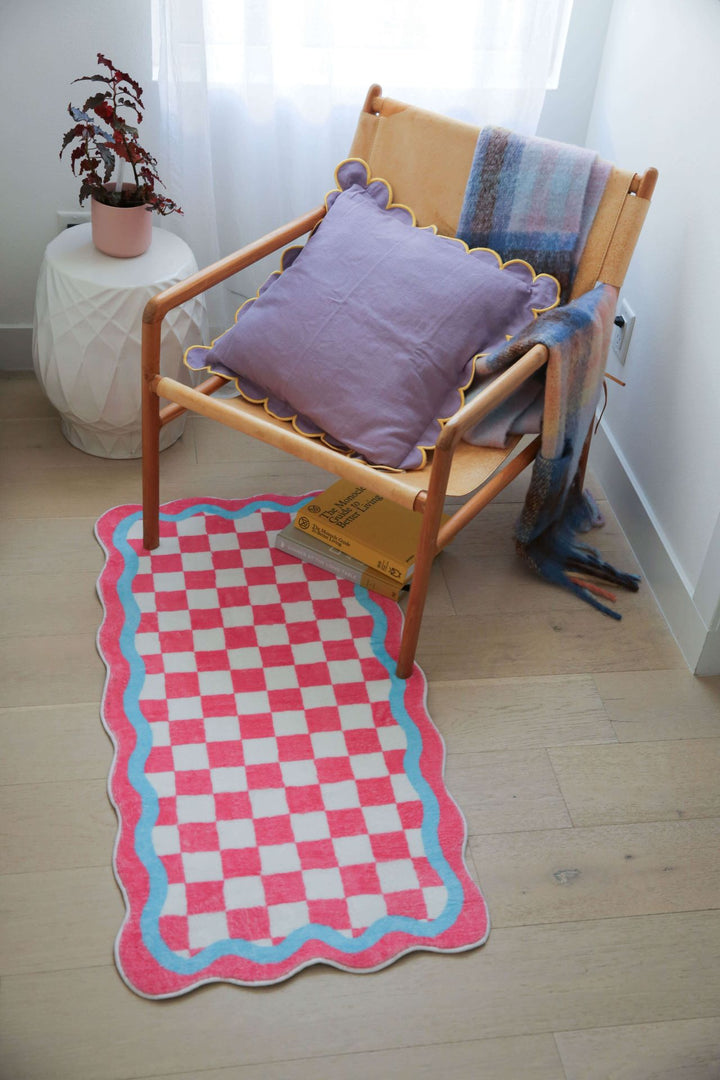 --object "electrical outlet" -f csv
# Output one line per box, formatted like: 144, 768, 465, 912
611, 298, 636, 365
57, 209, 91, 232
